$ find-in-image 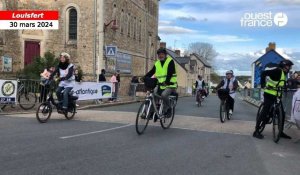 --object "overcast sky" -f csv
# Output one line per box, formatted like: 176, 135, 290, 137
158, 0, 300, 75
